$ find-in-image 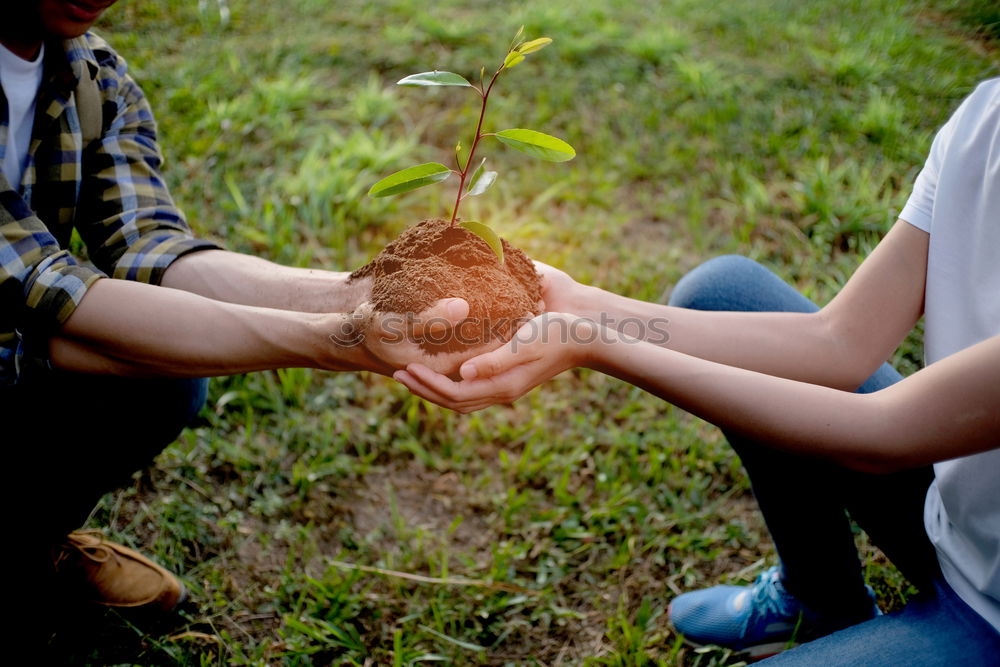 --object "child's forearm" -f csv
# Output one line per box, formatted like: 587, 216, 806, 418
589, 330, 1000, 473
